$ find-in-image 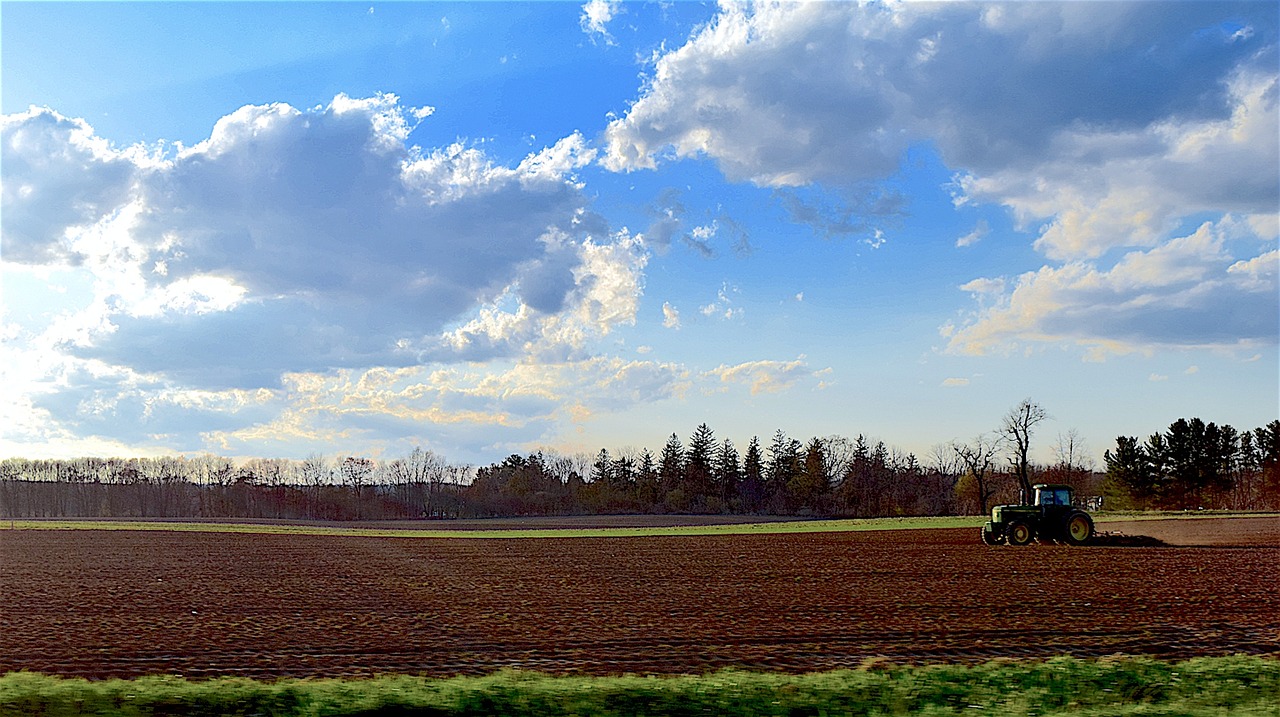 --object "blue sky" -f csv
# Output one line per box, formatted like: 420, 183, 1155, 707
2, 1, 1277, 469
